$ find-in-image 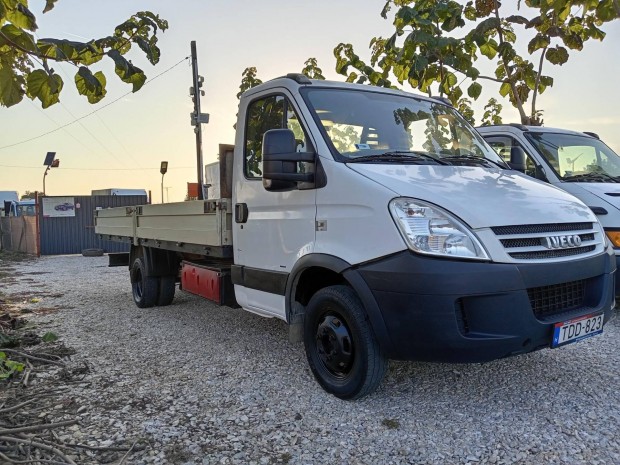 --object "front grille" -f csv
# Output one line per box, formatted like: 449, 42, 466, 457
527, 280, 586, 319
491, 222, 601, 261
492, 223, 592, 235
500, 233, 594, 249
509, 245, 596, 260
